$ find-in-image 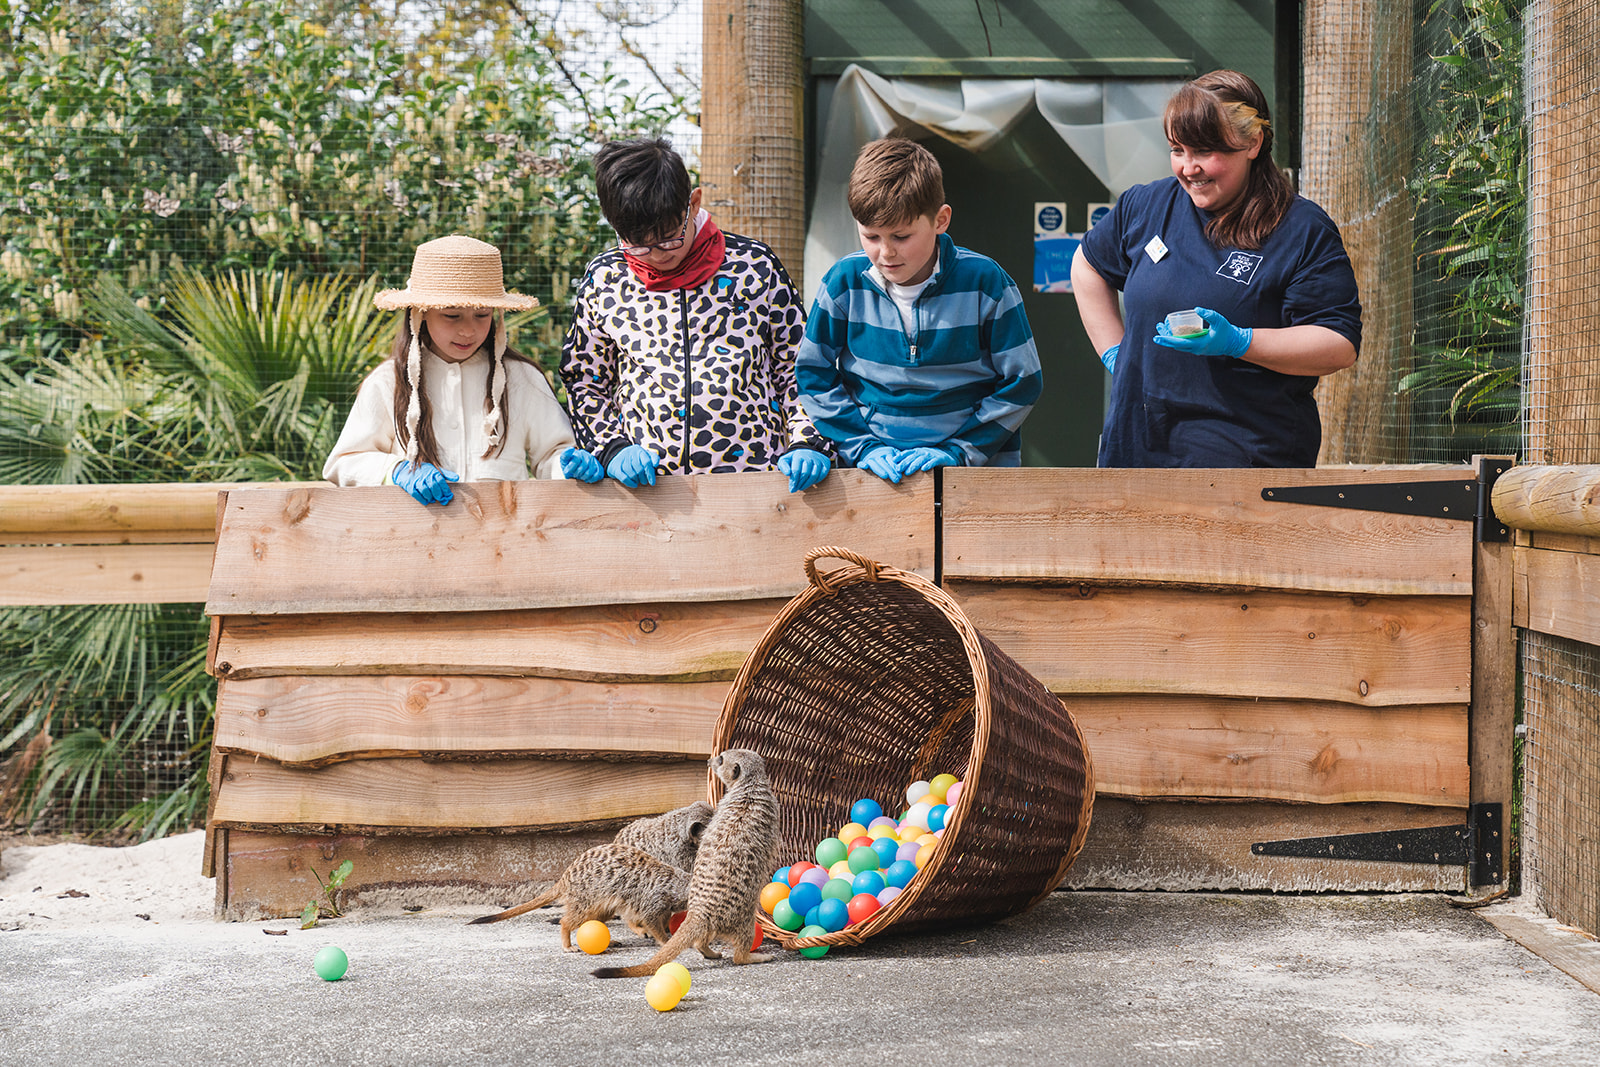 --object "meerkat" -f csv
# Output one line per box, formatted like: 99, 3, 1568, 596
593, 748, 779, 978
467, 843, 690, 949
466, 800, 711, 930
